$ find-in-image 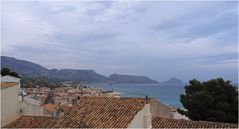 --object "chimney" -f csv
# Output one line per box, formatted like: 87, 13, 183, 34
143, 96, 152, 128
76, 96, 81, 104
20, 91, 24, 102
55, 104, 64, 118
